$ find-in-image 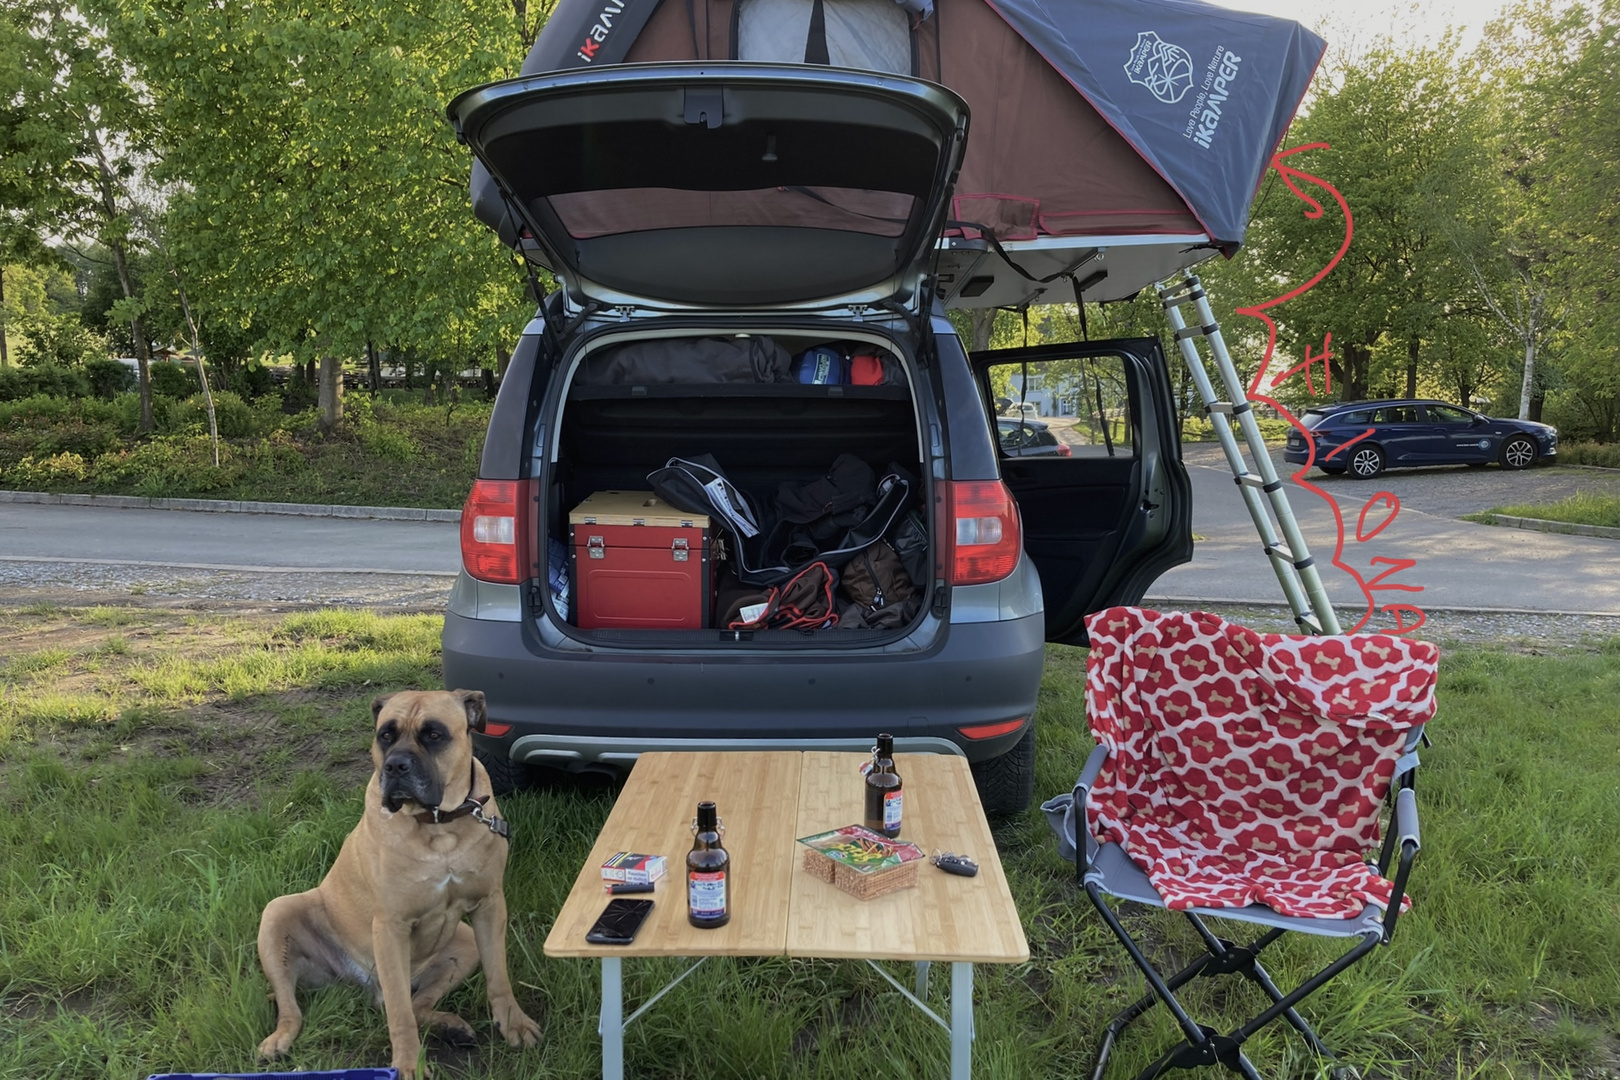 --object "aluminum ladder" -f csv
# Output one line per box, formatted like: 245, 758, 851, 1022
1157, 273, 1341, 635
